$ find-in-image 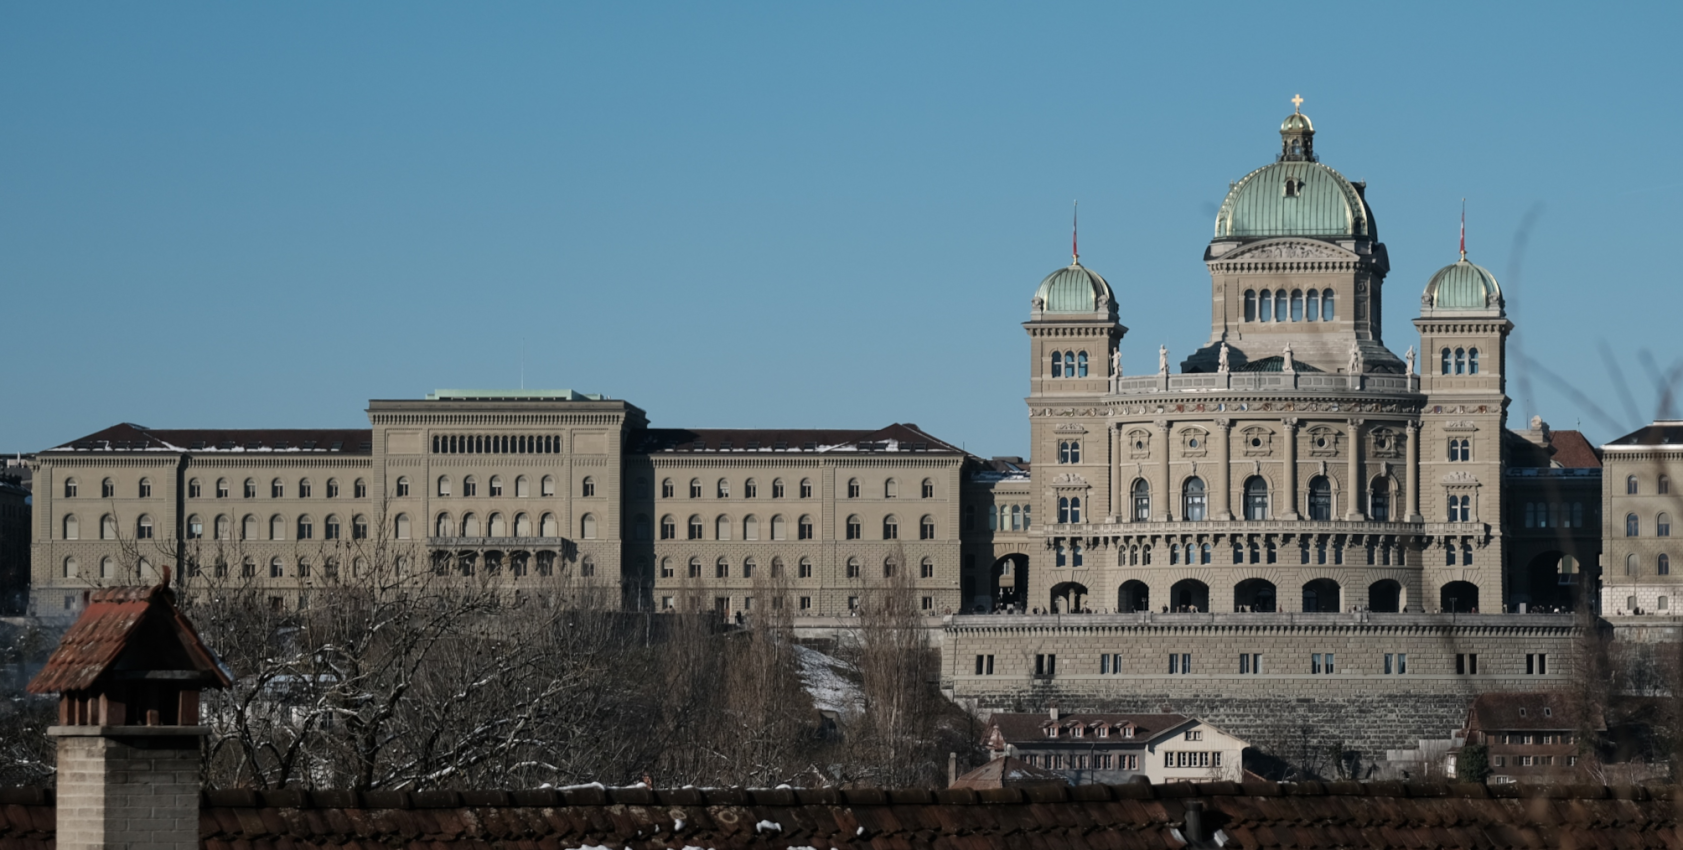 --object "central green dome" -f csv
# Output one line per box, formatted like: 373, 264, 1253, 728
1214, 160, 1375, 239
